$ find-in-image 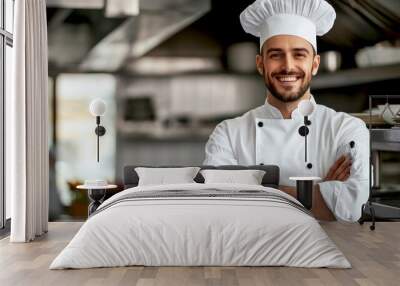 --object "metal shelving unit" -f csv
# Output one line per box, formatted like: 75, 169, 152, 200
371, 128, 400, 152
313, 64, 400, 90
360, 95, 400, 230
